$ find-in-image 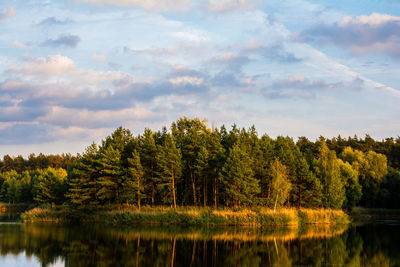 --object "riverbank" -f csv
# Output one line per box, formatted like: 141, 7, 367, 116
21, 206, 349, 226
